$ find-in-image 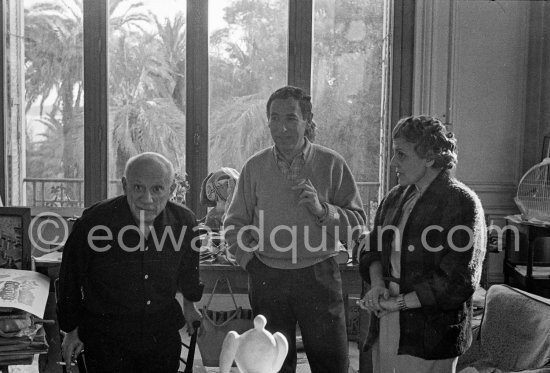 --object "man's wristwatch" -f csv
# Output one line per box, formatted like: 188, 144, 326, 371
396, 293, 408, 311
